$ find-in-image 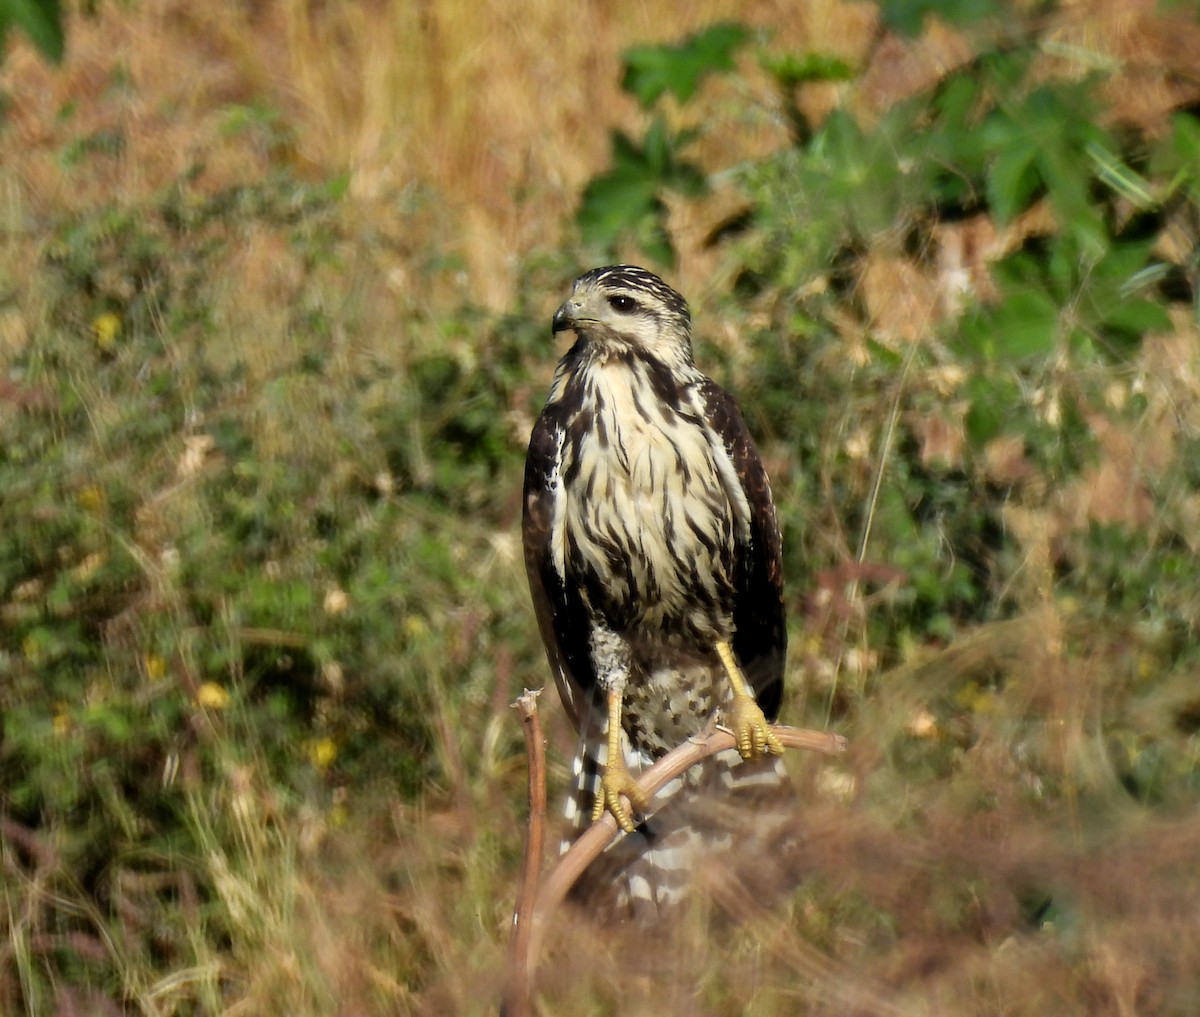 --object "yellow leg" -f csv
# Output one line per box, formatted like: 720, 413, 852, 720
591, 688, 648, 833
716, 640, 785, 759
